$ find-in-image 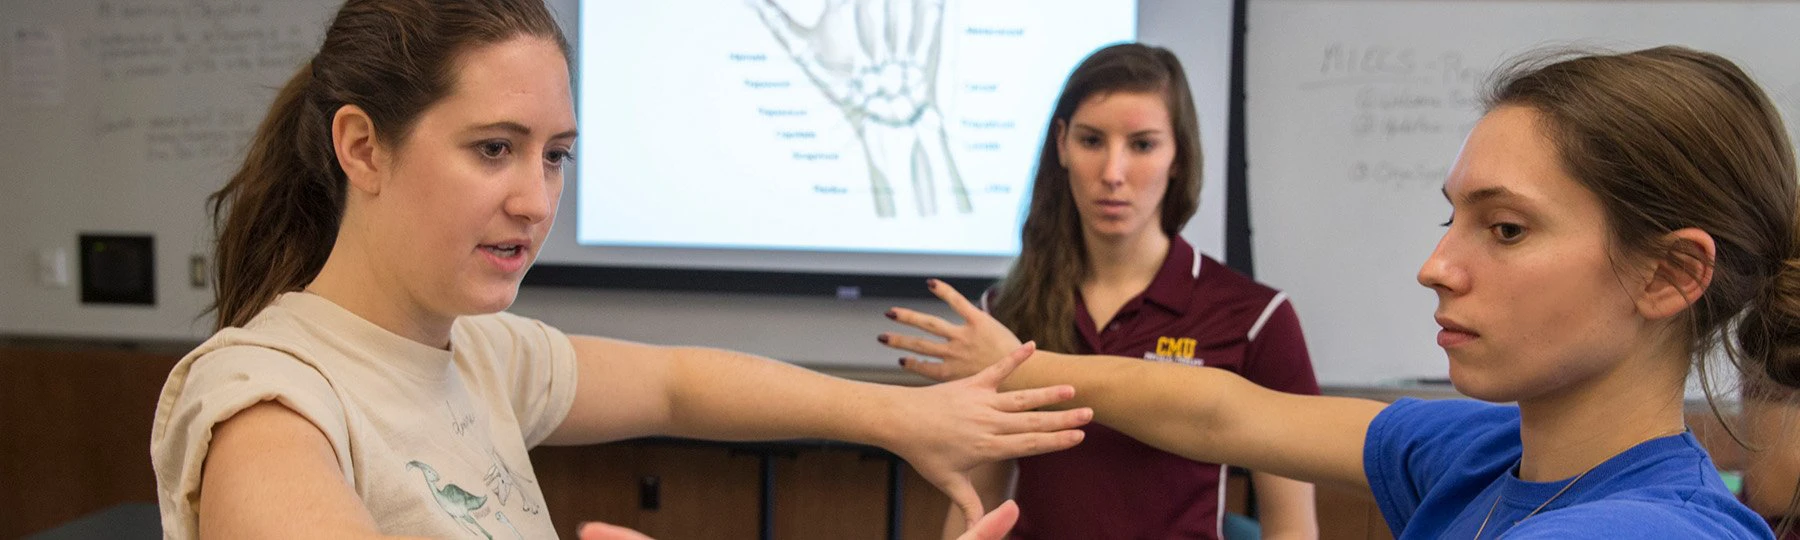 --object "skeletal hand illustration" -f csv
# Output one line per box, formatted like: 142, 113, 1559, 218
751, 0, 974, 218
